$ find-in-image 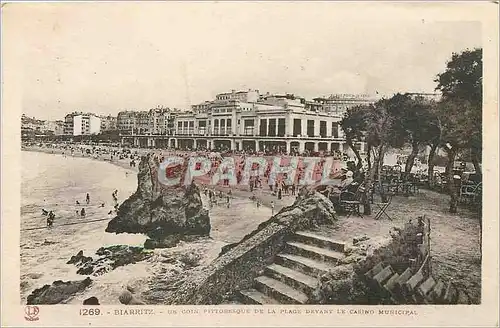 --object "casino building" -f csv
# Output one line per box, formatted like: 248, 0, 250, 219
120, 90, 376, 155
